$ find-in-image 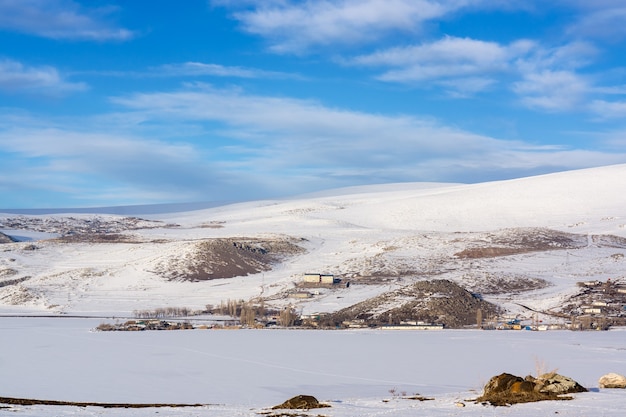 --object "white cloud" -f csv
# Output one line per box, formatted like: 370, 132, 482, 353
515, 41, 598, 74
510, 42, 598, 111
0, 124, 247, 205
156, 62, 297, 79
0, 0, 133, 41
513, 70, 589, 111
589, 100, 626, 119
111, 85, 624, 181
350, 36, 600, 109
350, 36, 523, 85
438, 77, 496, 98
3, 85, 625, 206
219, 0, 475, 53
353, 36, 513, 68
0, 59, 87, 95
566, 6, 626, 41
